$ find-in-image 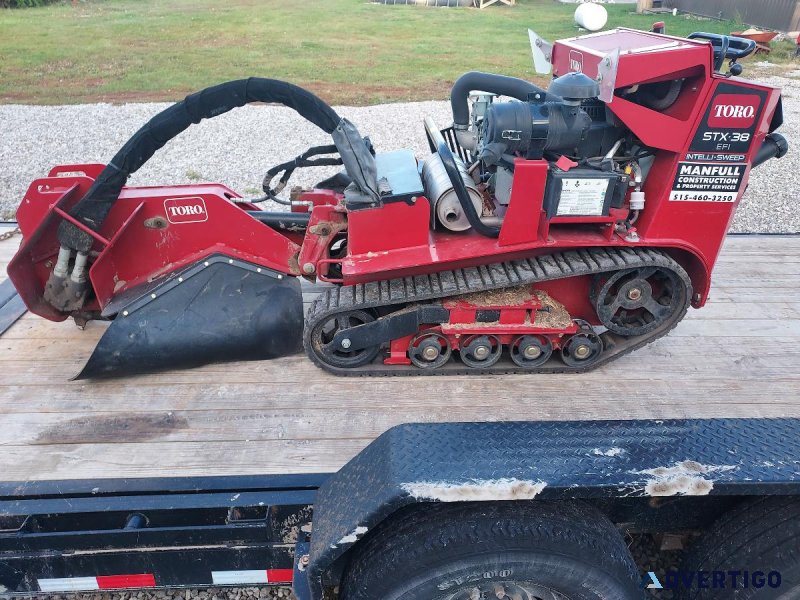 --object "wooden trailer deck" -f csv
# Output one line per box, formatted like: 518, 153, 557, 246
1, 228, 799, 482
